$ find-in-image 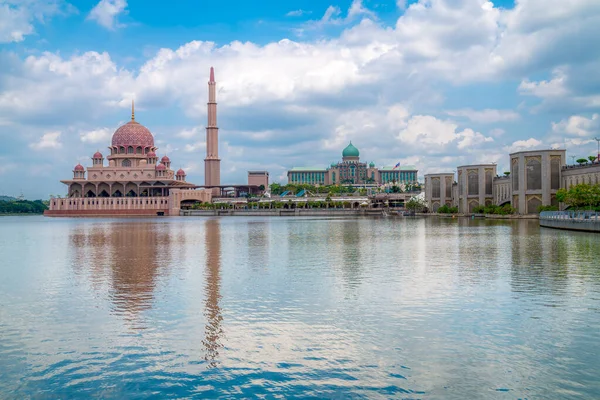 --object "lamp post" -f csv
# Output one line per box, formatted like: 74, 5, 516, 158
595, 137, 600, 162
570, 155, 576, 165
